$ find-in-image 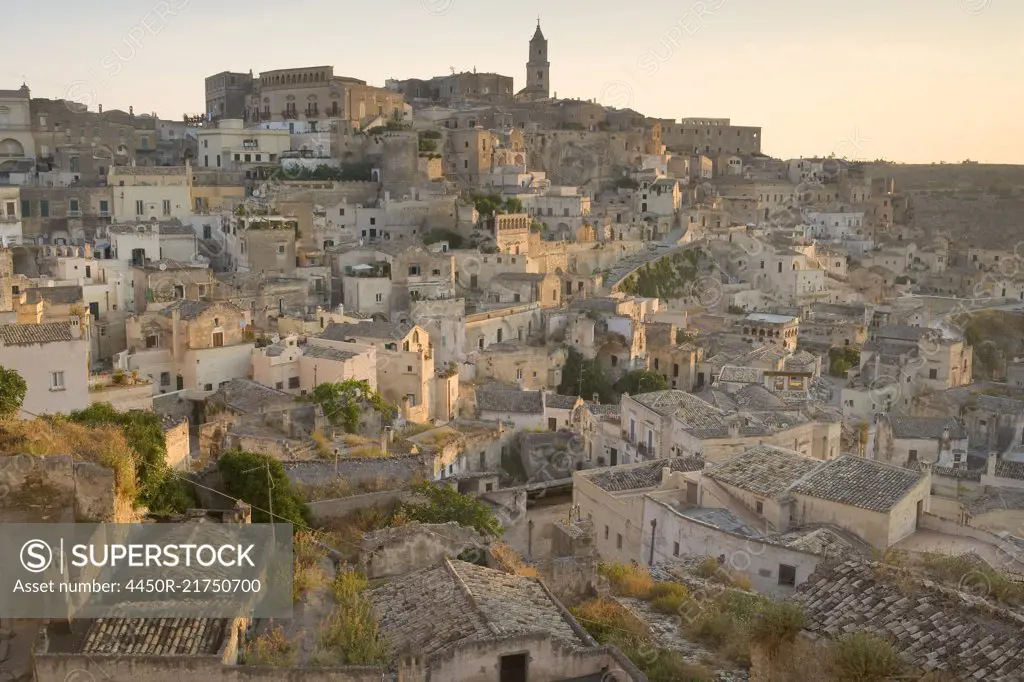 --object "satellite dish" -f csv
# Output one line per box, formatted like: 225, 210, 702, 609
158, 263, 167, 271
